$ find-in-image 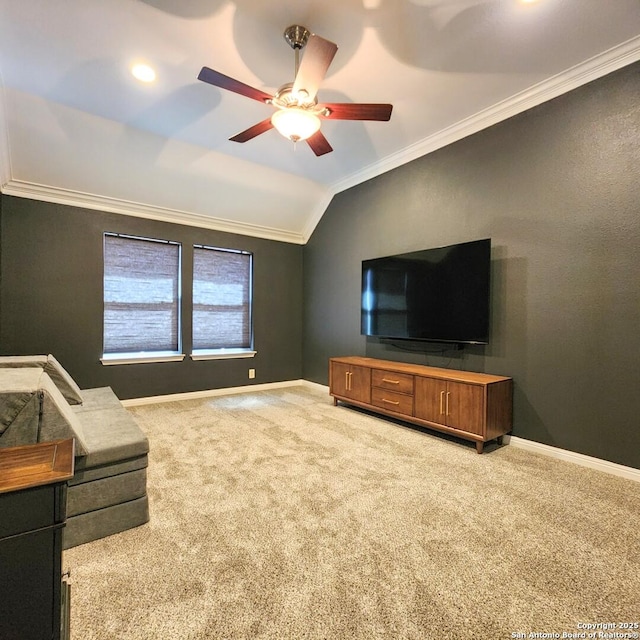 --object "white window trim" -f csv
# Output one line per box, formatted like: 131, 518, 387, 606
101, 351, 186, 366
190, 349, 257, 361
192, 244, 254, 354
103, 232, 183, 358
